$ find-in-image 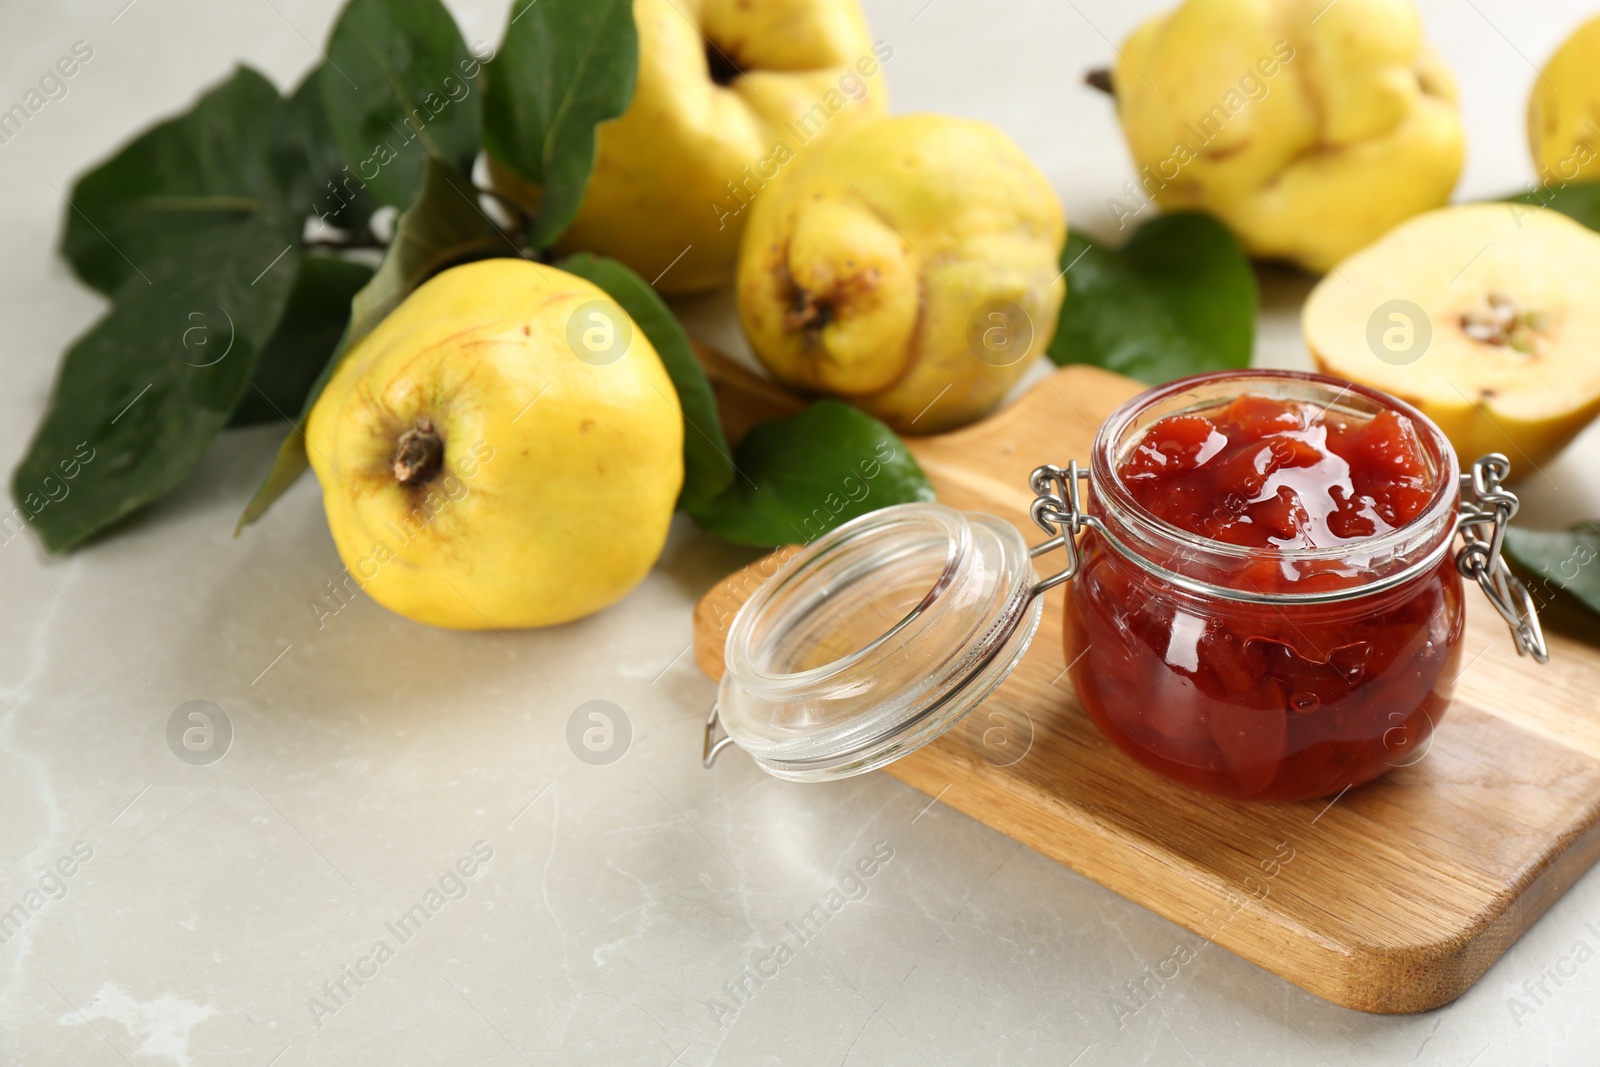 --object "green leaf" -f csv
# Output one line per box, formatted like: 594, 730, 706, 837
283, 67, 378, 234
1048, 212, 1256, 384
229, 254, 376, 427
237, 158, 505, 530
1505, 522, 1600, 618
59, 66, 288, 297
14, 204, 302, 551
1504, 181, 1600, 233
484, 0, 638, 247
557, 252, 733, 511
689, 400, 936, 548
320, 0, 482, 209
318, 162, 505, 390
